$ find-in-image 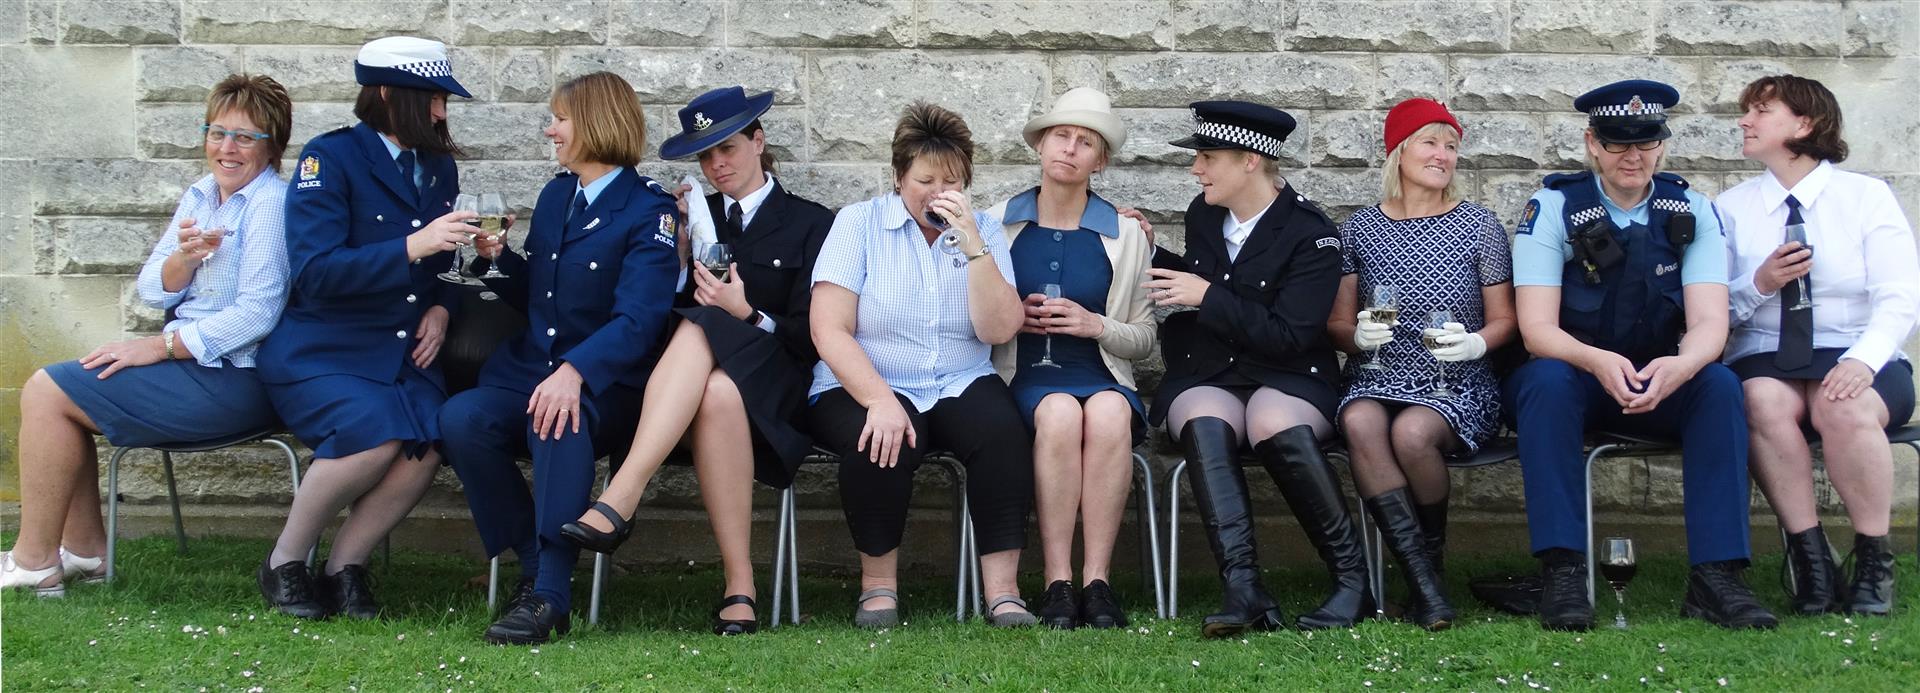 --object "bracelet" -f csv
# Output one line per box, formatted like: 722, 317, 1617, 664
965, 247, 991, 263
163, 330, 177, 360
